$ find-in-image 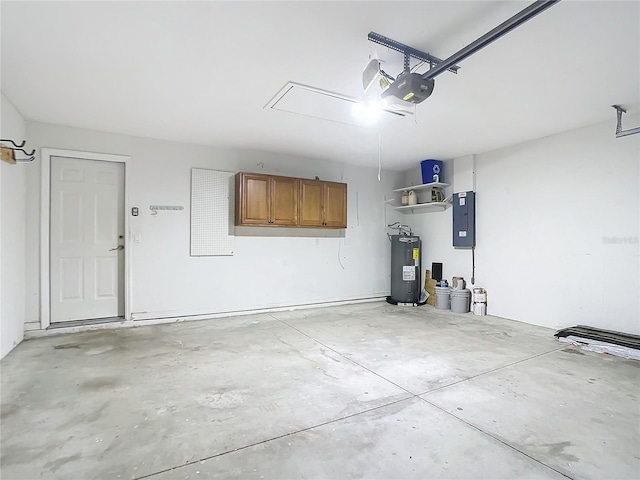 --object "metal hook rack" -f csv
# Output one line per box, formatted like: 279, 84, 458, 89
149, 205, 184, 215
0, 139, 35, 163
